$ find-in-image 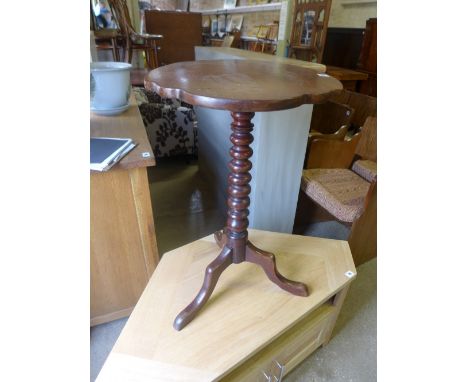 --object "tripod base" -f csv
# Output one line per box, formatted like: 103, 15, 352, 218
173, 231, 309, 331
